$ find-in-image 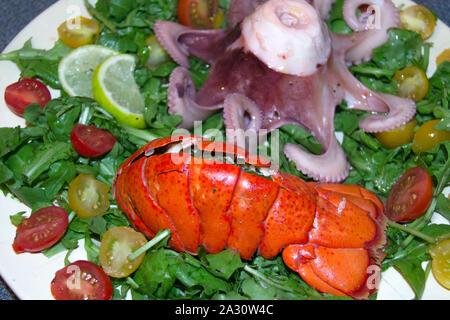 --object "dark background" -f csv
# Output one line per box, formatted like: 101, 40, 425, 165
0, 0, 449, 300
